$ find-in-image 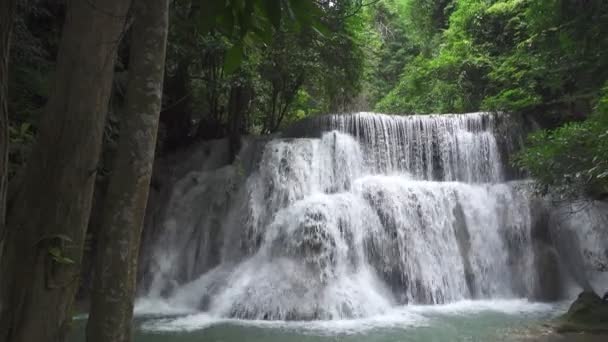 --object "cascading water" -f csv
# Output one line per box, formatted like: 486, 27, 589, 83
138, 112, 607, 321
